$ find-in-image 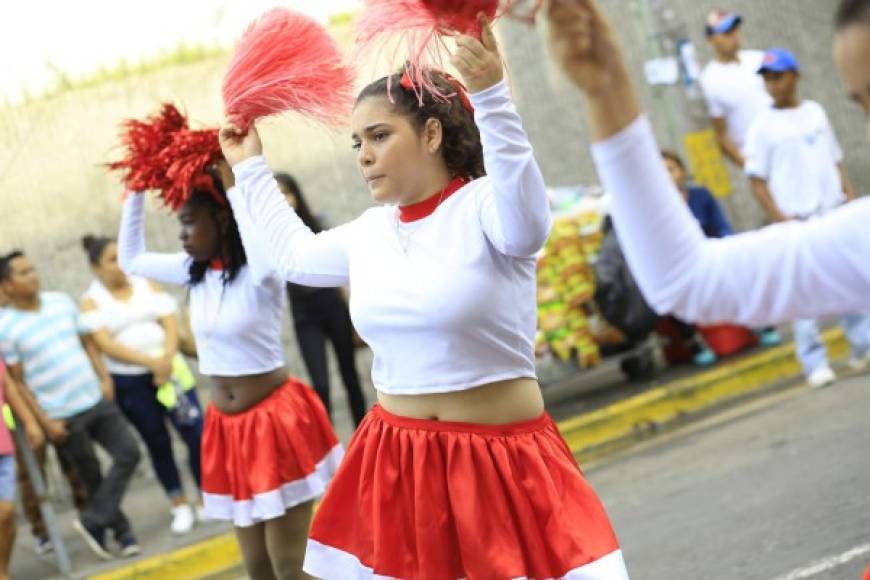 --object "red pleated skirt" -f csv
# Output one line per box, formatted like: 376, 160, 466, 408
304, 404, 627, 579
201, 376, 343, 527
